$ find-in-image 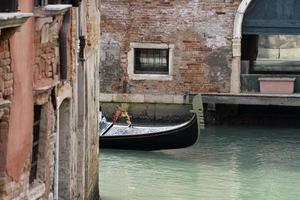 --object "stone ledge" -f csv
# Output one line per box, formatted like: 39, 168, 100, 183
200, 92, 300, 107
34, 79, 58, 105
100, 92, 300, 106
33, 79, 58, 94
34, 4, 72, 17
0, 13, 33, 30
100, 93, 189, 104
99, 93, 113, 102
28, 182, 45, 200
44, 4, 72, 11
